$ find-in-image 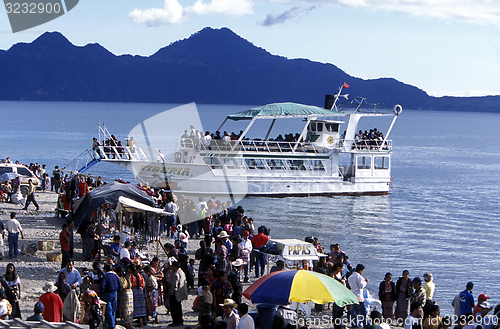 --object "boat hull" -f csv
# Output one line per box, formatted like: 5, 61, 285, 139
112, 160, 391, 198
